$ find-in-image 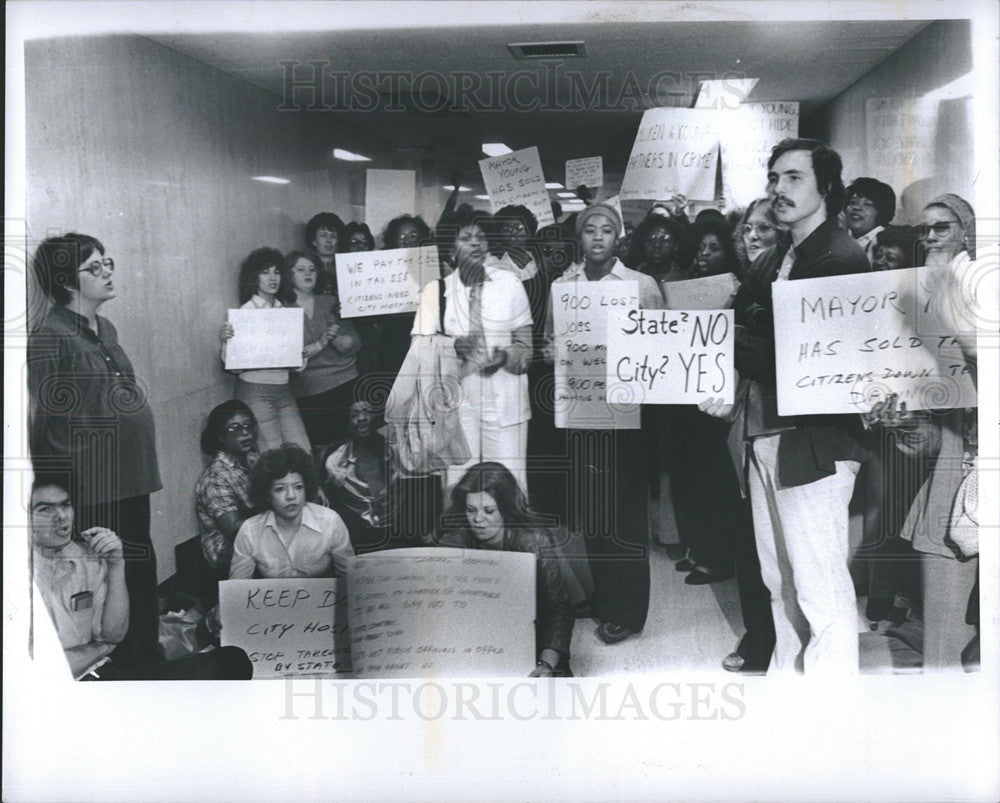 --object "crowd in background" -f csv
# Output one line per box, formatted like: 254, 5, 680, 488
27, 136, 980, 679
